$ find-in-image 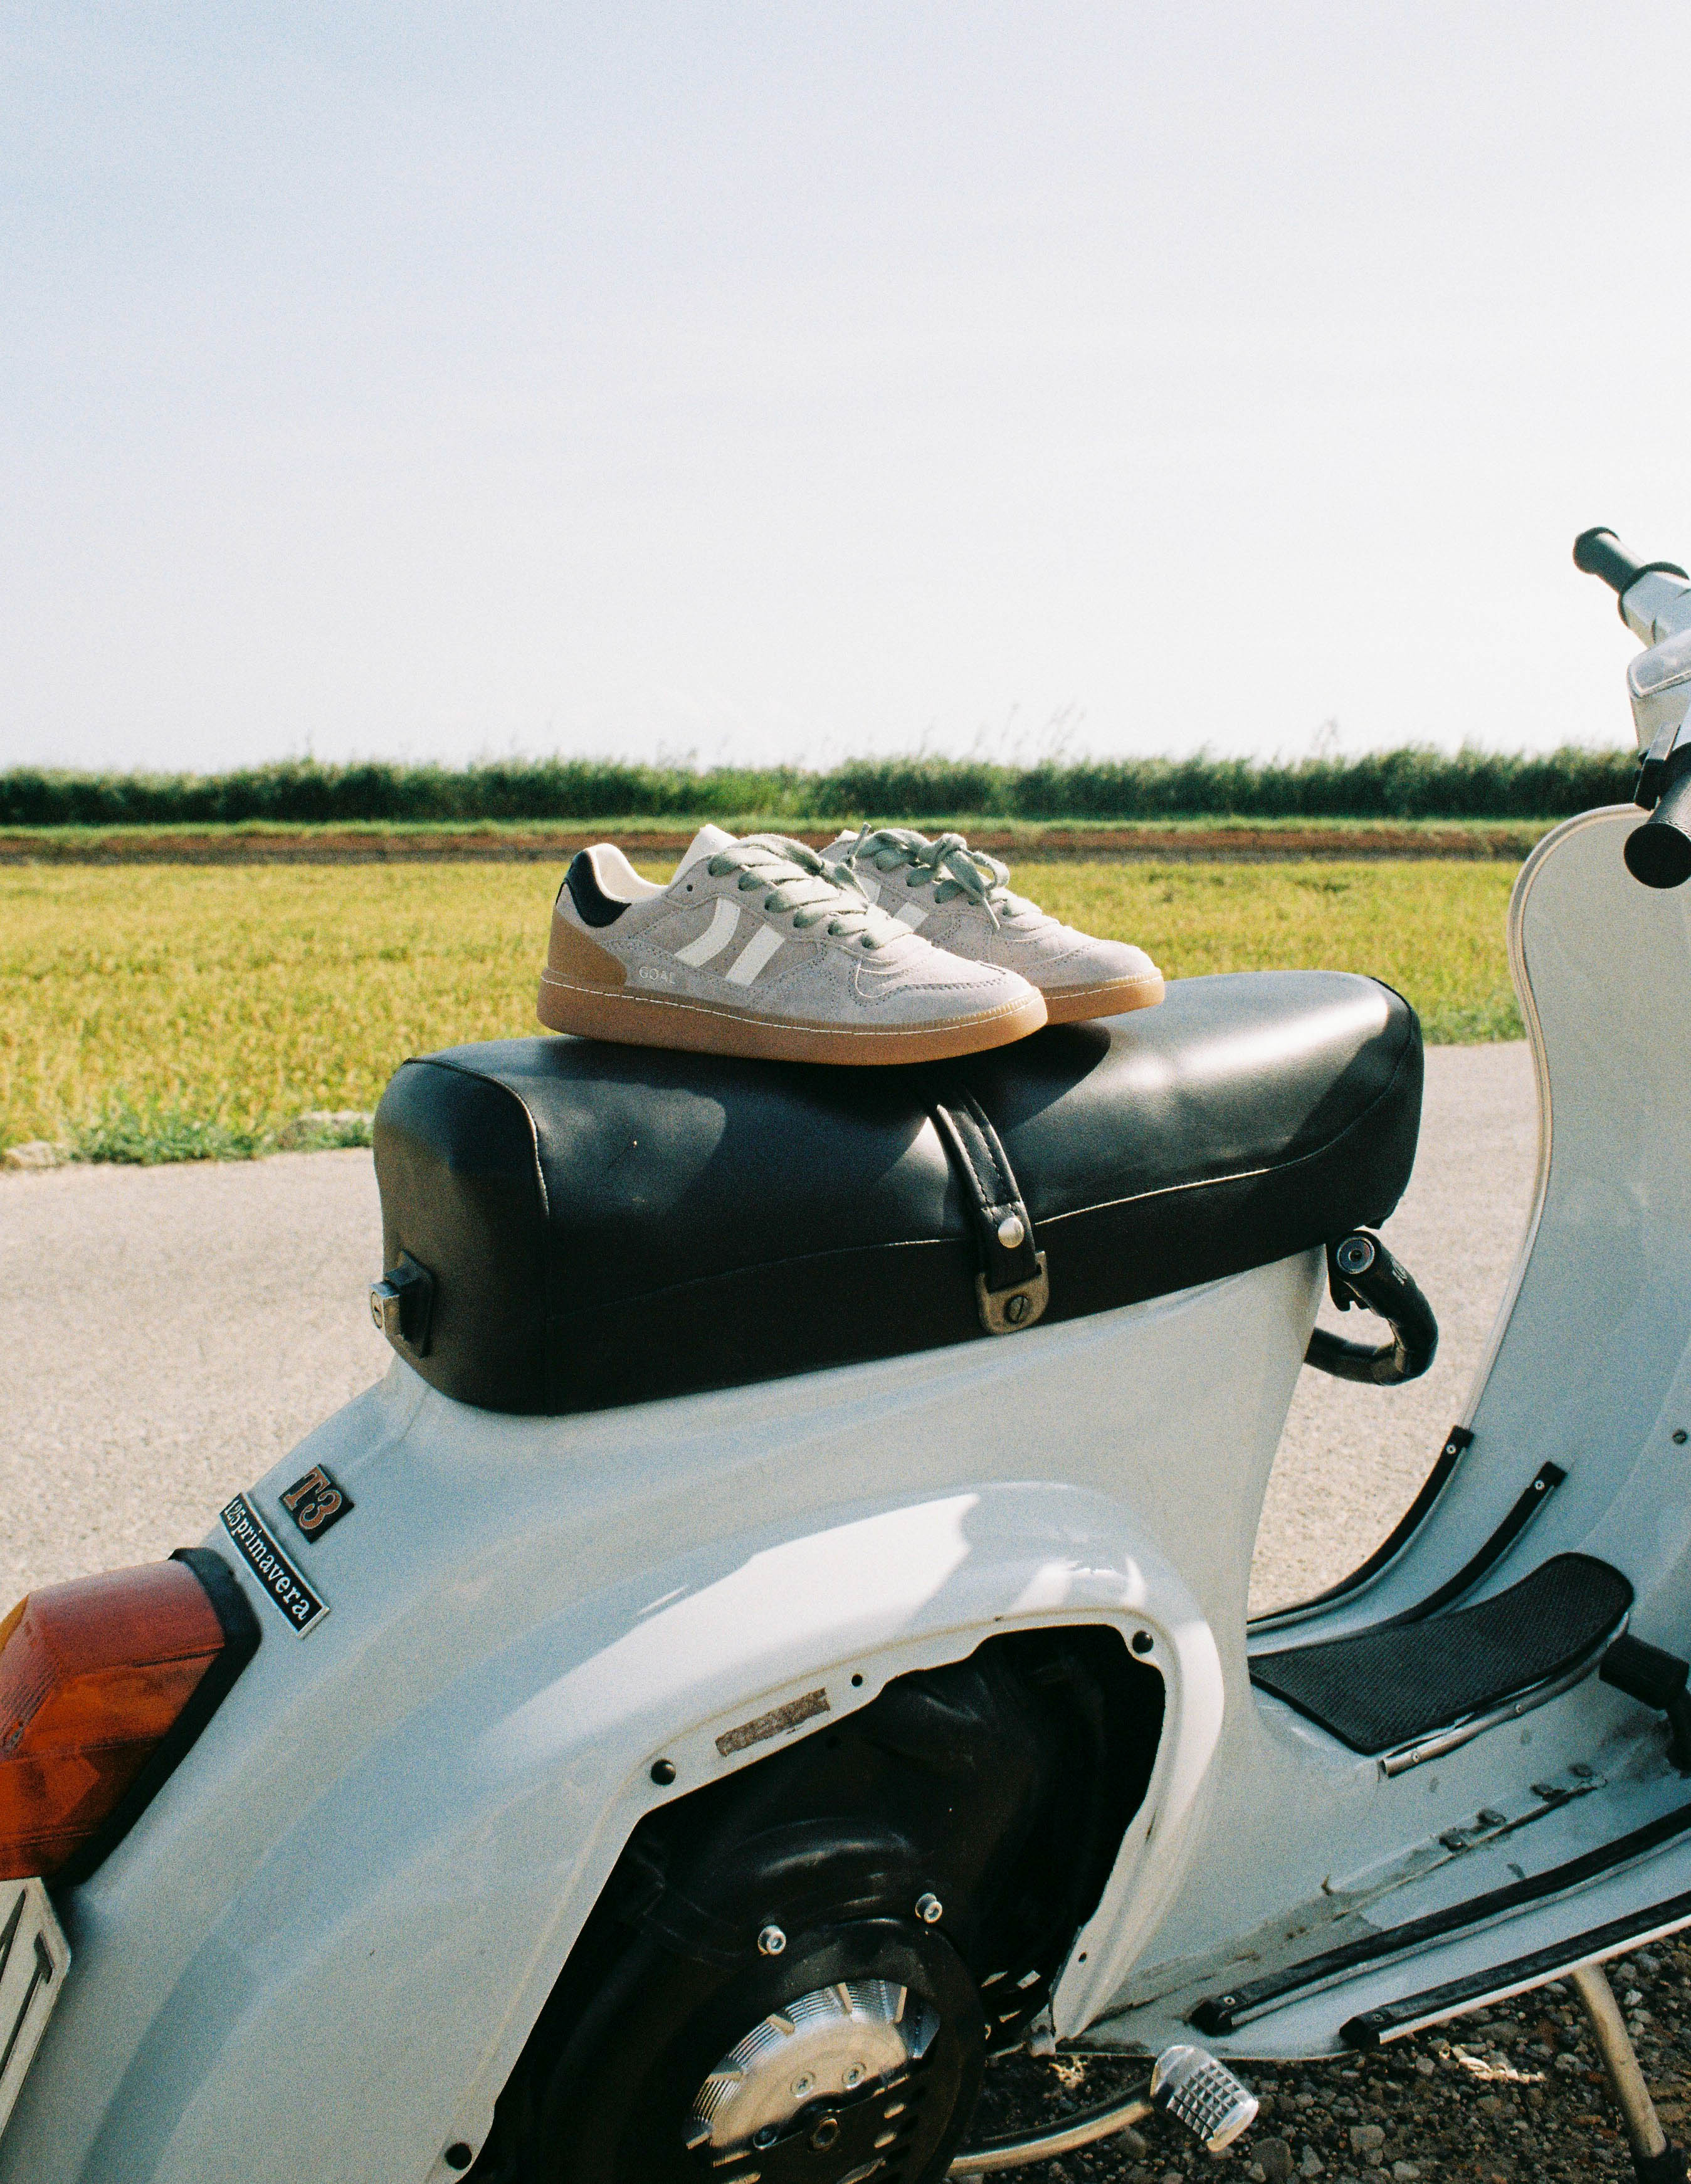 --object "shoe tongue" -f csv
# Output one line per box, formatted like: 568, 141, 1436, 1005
672, 824, 736, 881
